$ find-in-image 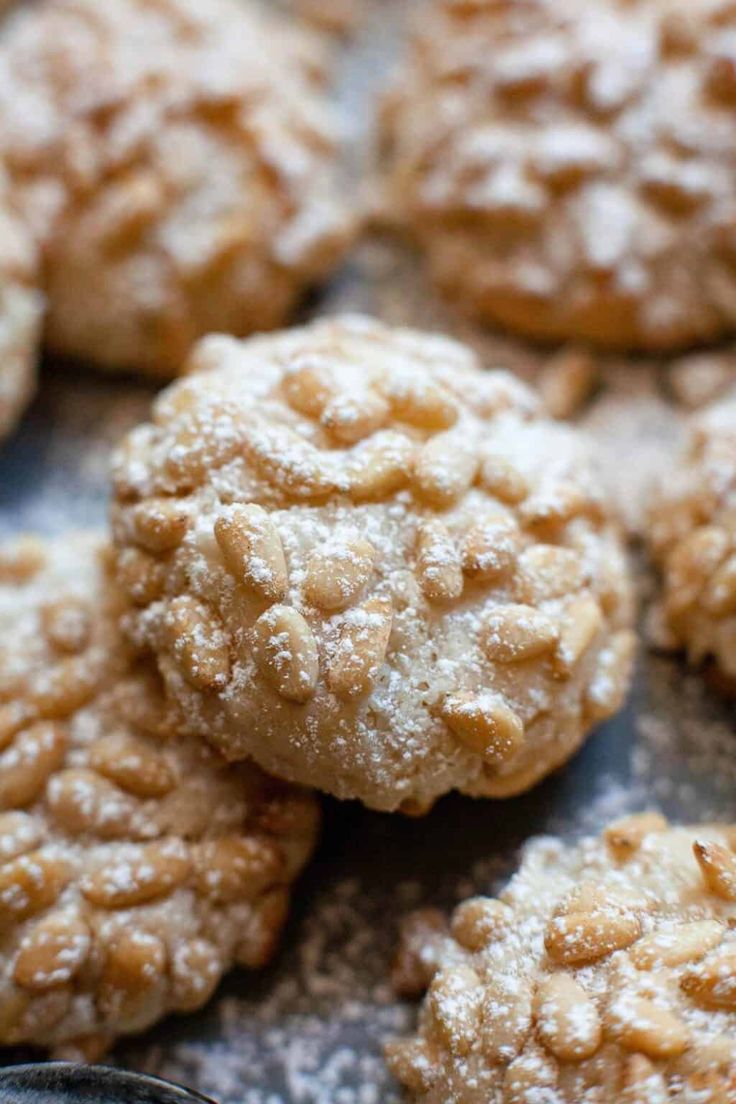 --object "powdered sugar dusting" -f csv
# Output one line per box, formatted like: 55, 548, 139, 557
0, 0, 735, 1098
